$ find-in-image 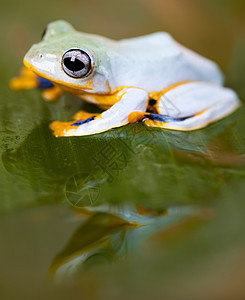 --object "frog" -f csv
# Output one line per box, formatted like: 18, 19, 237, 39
11, 20, 241, 137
